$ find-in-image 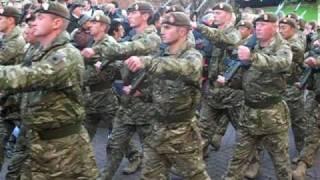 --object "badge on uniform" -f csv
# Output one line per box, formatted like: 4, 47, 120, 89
263, 14, 268, 21
42, 3, 49, 11
134, 4, 139, 11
